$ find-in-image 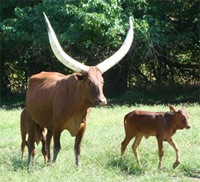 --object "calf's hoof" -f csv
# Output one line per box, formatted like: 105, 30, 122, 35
173, 161, 180, 169
158, 163, 162, 170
